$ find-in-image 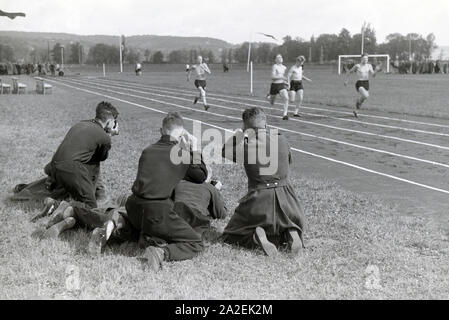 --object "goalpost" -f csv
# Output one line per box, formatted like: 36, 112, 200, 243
338, 54, 390, 74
